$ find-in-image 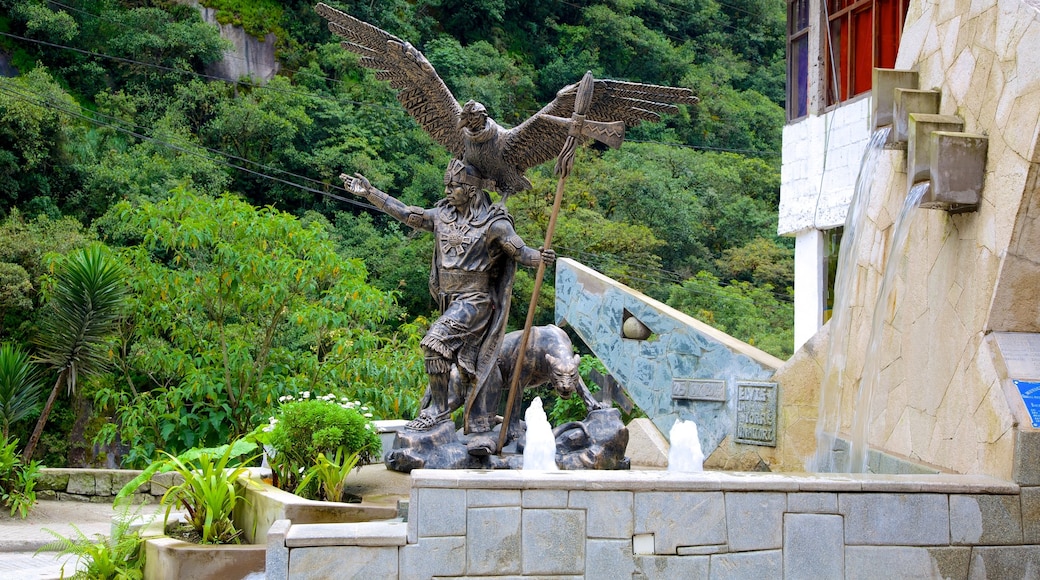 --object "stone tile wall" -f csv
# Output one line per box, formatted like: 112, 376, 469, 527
269, 470, 1040, 579
554, 258, 783, 469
